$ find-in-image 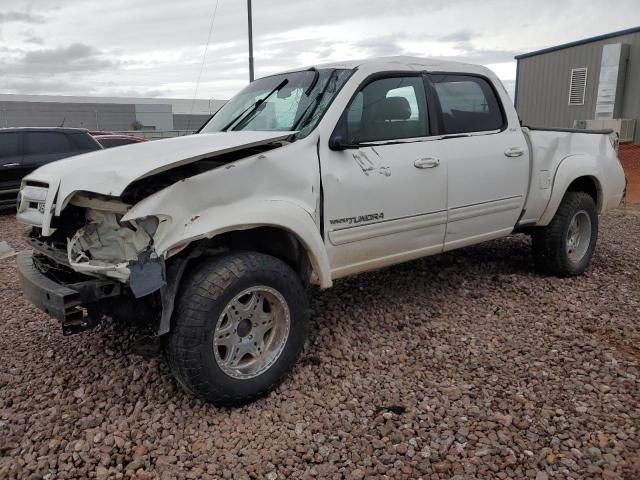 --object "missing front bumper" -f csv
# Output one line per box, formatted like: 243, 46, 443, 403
17, 252, 122, 335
